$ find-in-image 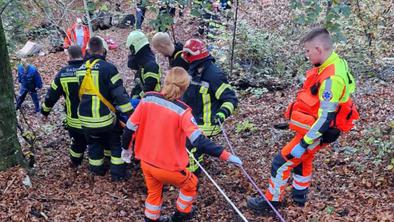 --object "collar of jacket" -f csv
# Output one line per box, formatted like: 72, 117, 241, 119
68, 59, 84, 66
318, 51, 339, 74
88, 54, 106, 61
171, 42, 184, 58
134, 44, 155, 66
189, 55, 215, 76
